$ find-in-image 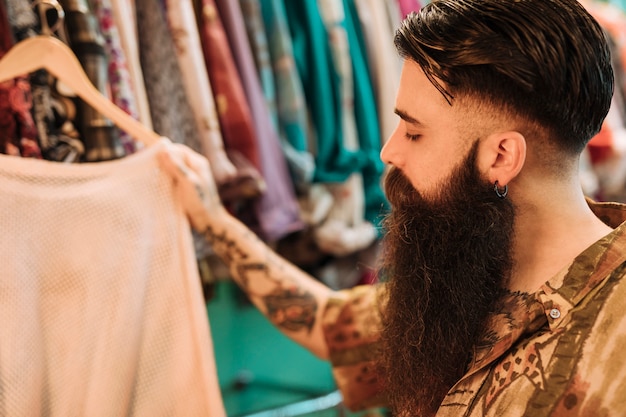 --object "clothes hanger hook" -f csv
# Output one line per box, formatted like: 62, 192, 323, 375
30, 0, 65, 36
